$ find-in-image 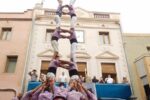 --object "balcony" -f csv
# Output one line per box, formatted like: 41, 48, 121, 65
45, 11, 56, 16
27, 82, 132, 100
94, 13, 110, 19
